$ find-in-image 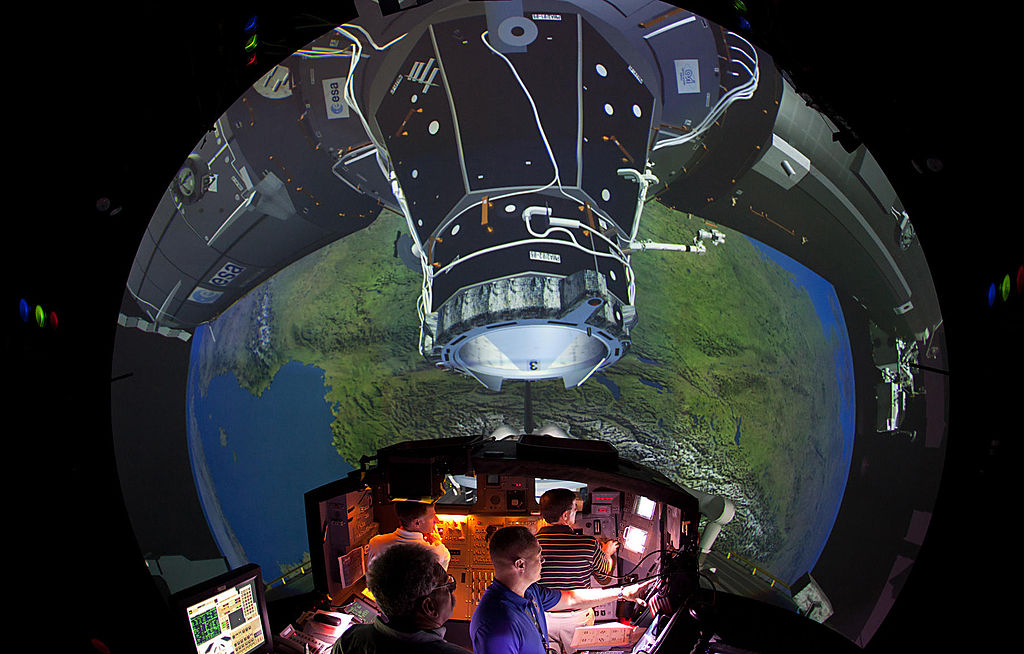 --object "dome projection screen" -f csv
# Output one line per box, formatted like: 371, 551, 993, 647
114, 0, 947, 649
